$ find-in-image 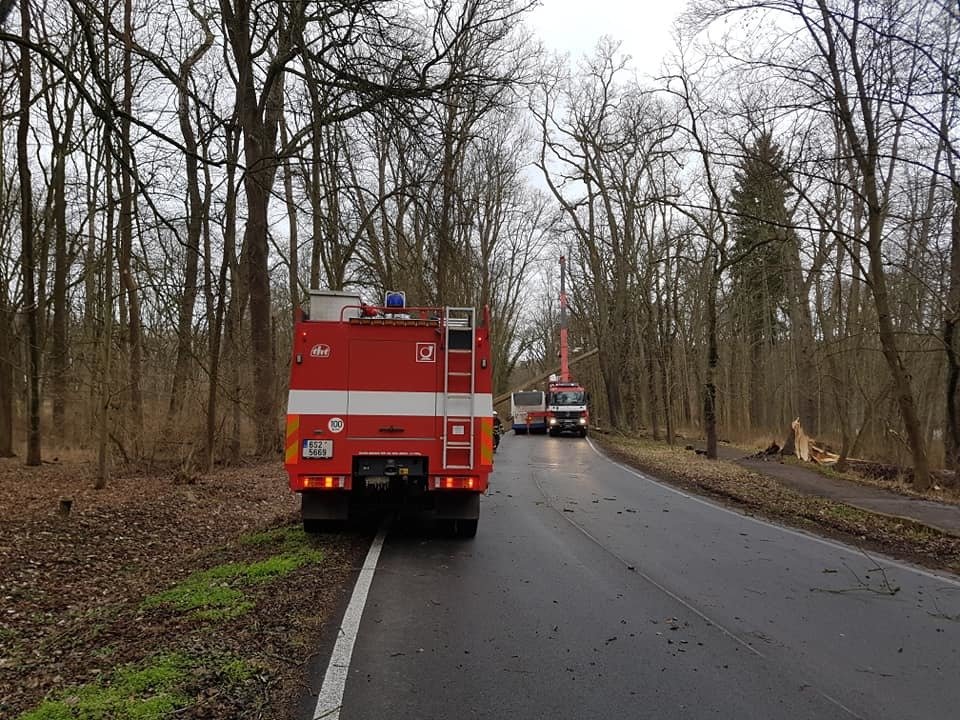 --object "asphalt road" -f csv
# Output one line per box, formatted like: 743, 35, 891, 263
324, 433, 960, 720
